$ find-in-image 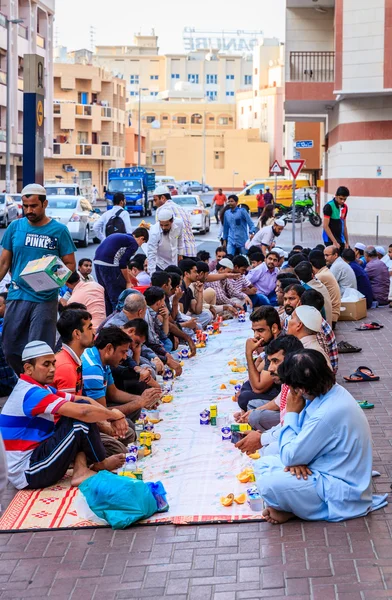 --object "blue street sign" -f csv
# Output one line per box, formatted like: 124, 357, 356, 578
295, 140, 314, 149
294, 150, 301, 159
